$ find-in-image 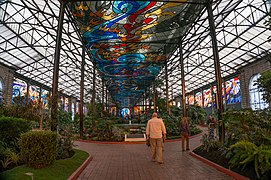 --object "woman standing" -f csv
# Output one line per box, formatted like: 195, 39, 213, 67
180, 117, 190, 151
